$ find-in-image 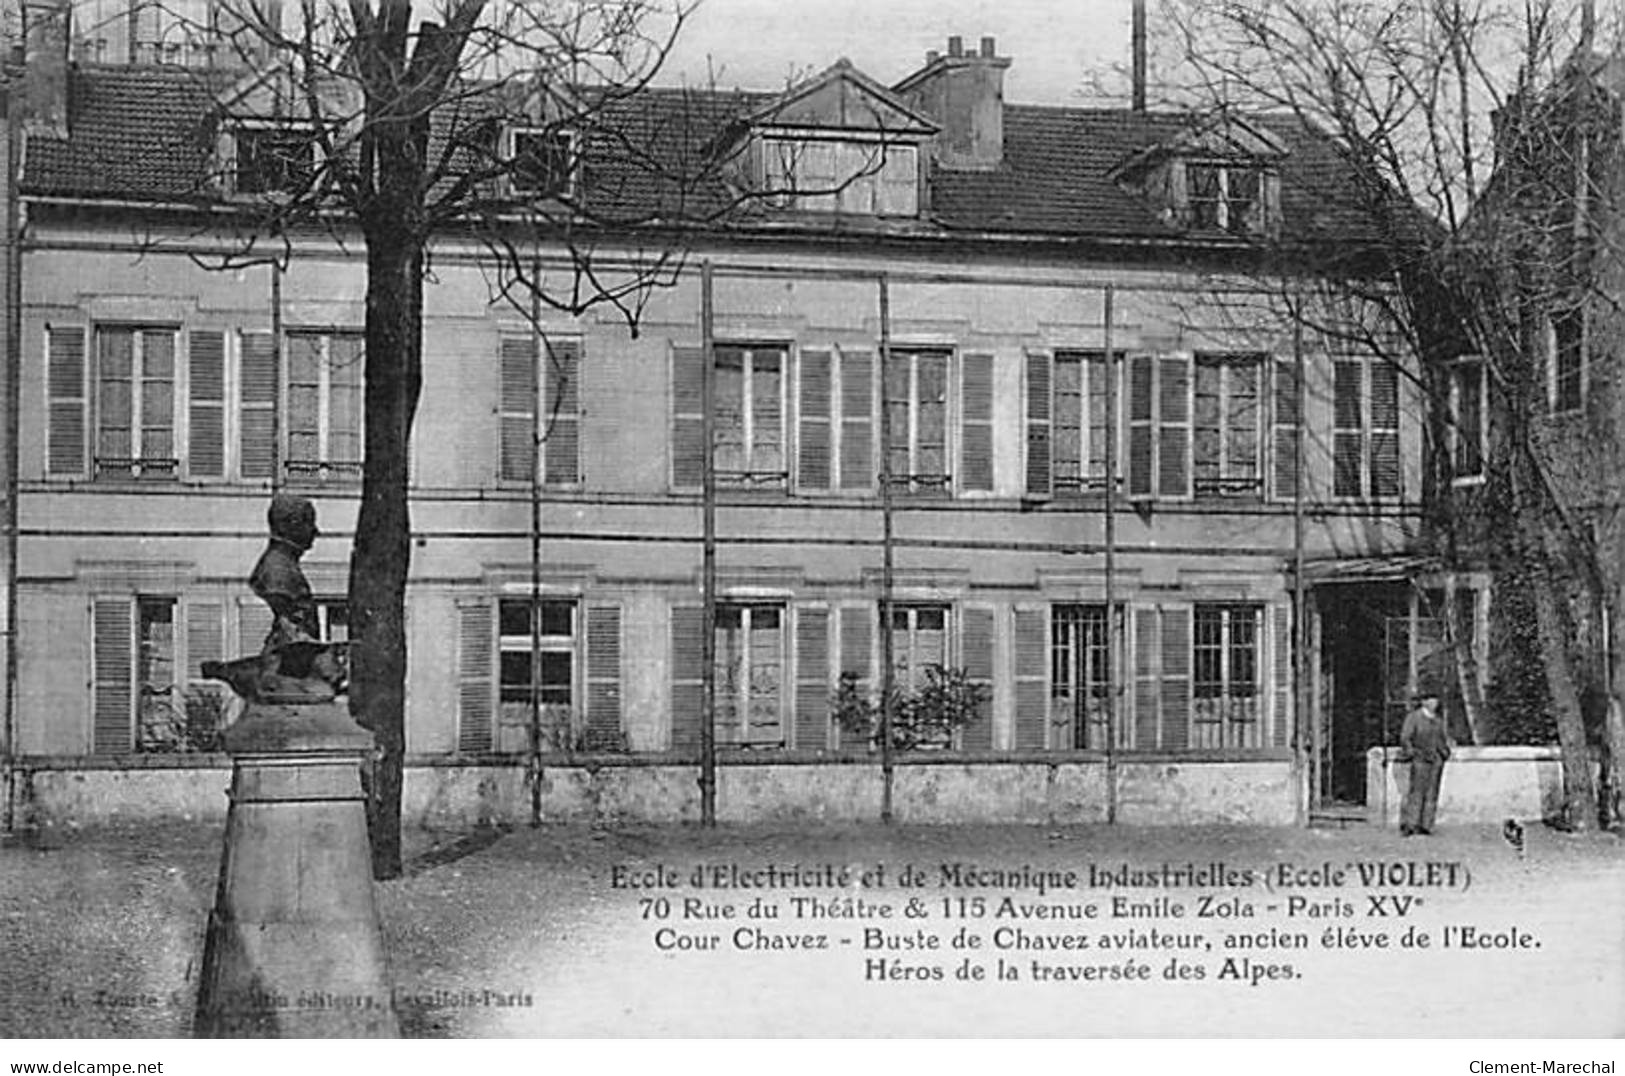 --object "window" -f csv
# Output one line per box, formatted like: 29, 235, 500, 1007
1186, 162, 1266, 235
715, 604, 786, 747
233, 124, 316, 197
508, 128, 573, 198
1448, 358, 1486, 484
1551, 308, 1585, 413
1333, 358, 1401, 499
884, 348, 951, 491
715, 344, 787, 486
285, 330, 363, 483
762, 137, 919, 216
1193, 354, 1263, 497
498, 334, 582, 486
1126, 353, 1193, 499
91, 595, 227, 755
1051, 352, 1121, 493
95, 326, 179, 480
1051, 605, 1115, 749
1192, 603, 1261, 748
496, 598, 577, 754
887, 604, 948, 692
